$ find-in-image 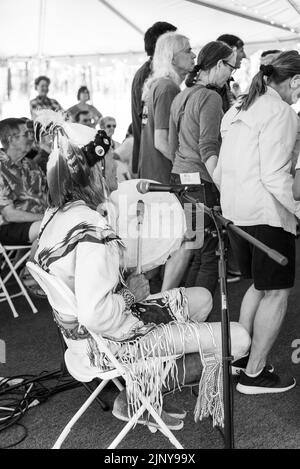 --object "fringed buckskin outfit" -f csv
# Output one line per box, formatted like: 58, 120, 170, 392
35, 200, 223, 426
